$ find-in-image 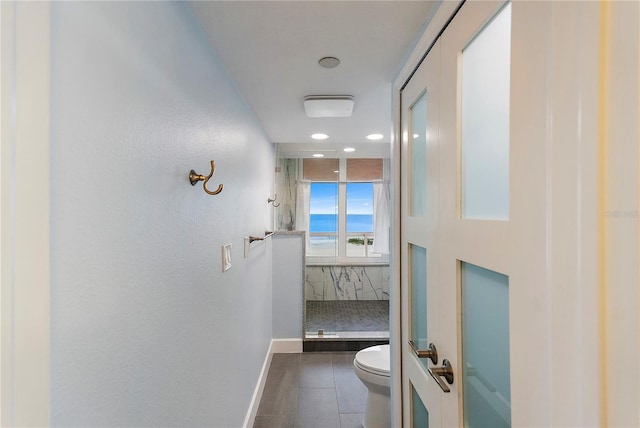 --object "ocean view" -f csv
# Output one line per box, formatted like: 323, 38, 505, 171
310, 214, 373, 233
